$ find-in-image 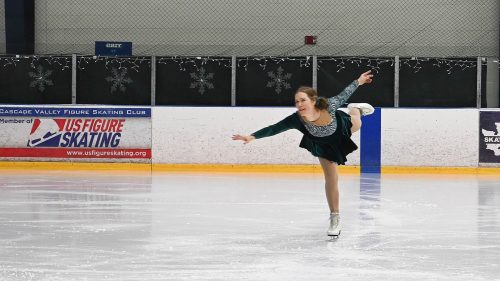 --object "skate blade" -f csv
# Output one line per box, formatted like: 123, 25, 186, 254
327, 231, 341, 241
